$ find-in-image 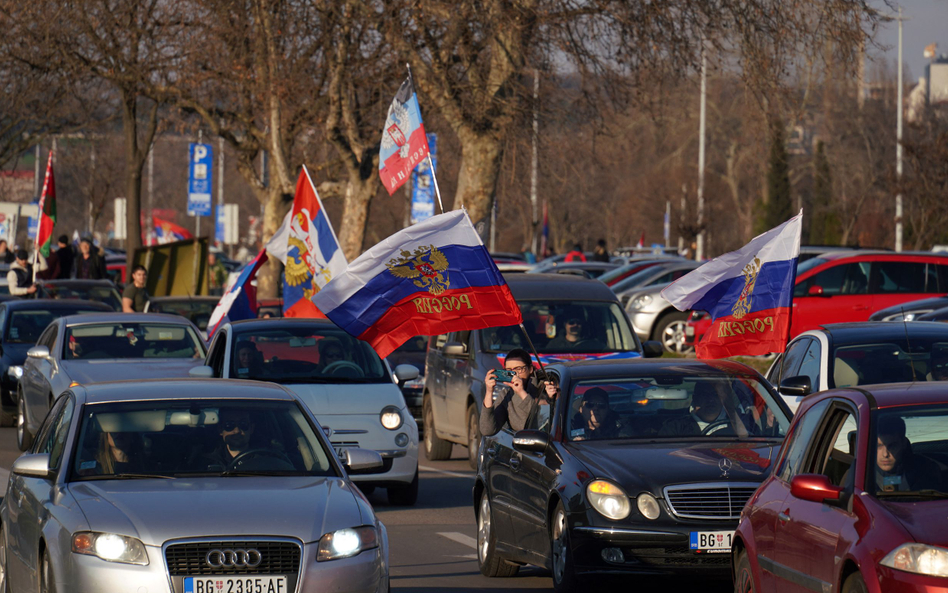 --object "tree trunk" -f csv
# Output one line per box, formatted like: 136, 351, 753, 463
256, 161, 294, 300
120, 92, 157, 279
338, 168, 378, 260
453, 129, 504, 238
